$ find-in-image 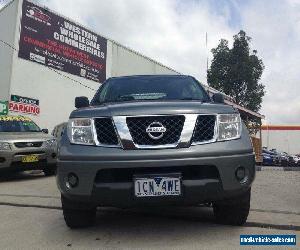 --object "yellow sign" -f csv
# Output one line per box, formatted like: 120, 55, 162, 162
0, 115, 32, 122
